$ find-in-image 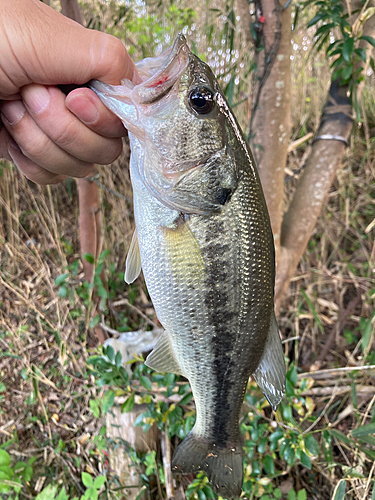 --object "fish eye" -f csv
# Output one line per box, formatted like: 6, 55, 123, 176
189, 87, 215, 114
